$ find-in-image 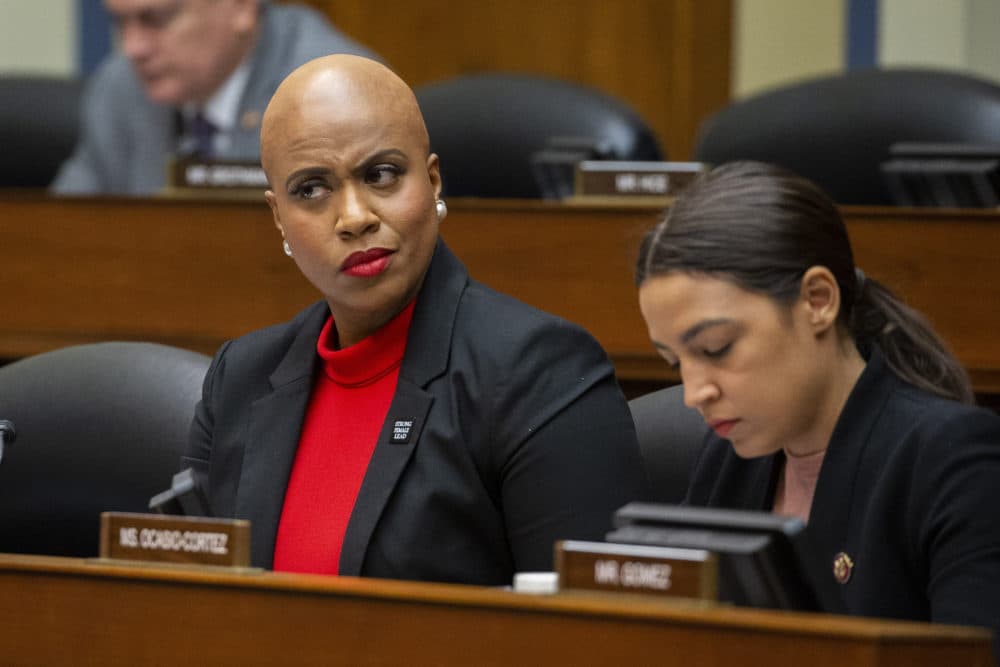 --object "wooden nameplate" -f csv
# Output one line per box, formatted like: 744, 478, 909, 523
556, 540, 718, 600
99, 512, 251, 569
